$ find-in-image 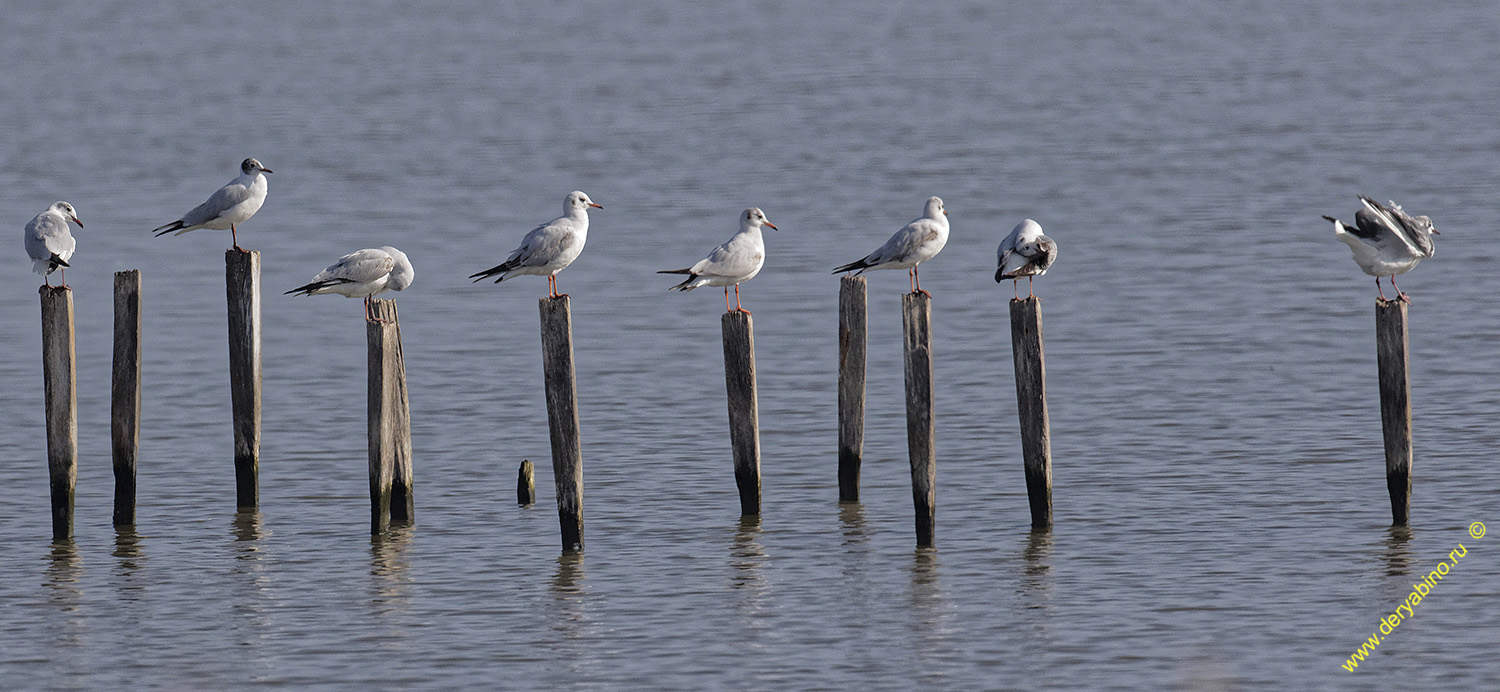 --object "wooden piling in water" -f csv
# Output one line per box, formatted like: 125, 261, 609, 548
367, 299, 410, 534
721, 311, 762, 517
390, 314, 414, 525
902, 292, 935, 547
226, 250, 261, 509
40, 286, 77, 541
112, 271, 142, 527
838, 275, 867, 503
1375, 298, 1412, 526
518, 460, 535, 506
1009, 296, 1053, 528
540, 296, 584, 550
